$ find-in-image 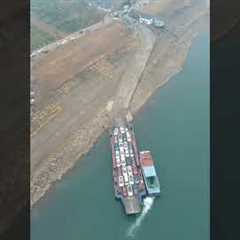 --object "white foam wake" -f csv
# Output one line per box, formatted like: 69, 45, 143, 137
126, 197, 155, 238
